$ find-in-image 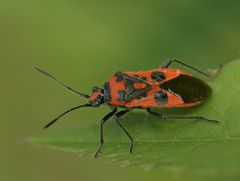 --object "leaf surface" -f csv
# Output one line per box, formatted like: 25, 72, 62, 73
29, 60, 240, 175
